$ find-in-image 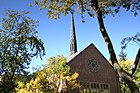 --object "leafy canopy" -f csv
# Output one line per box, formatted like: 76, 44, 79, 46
119, 60, 140, 92
0, 9, 45, 92
121, 32, 140, 49
16, 55, 79, 93
30, 0, 140, 20
0, 9, 45, 76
